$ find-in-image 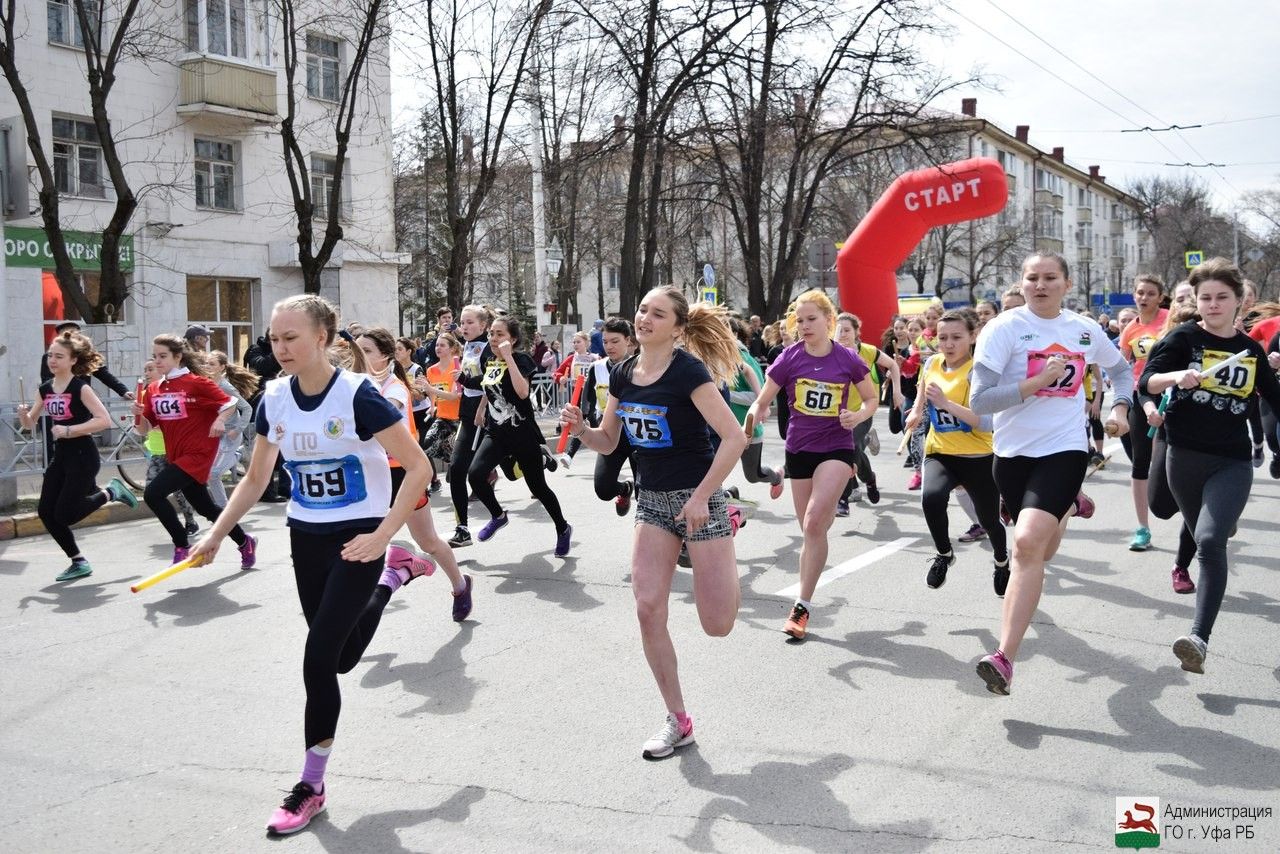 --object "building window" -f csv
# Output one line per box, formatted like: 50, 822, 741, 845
41, 271, 130, 343
194, 139, 237, 211
607, 266, 619, 290
52, 117, 105, 198
187, 277, 254, 361
185, 0, 248, 59
311, 155, 337, 220
306, 34, 341, 101
48, 0, 97, 47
